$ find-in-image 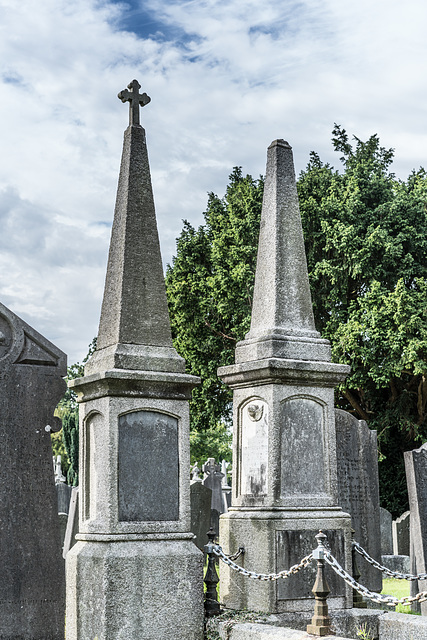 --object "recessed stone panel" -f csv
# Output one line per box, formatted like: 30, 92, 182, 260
276, 529, 345, 600
118, 410, 179, 521
240, 400, 268, 496
280, 397, 325, 496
